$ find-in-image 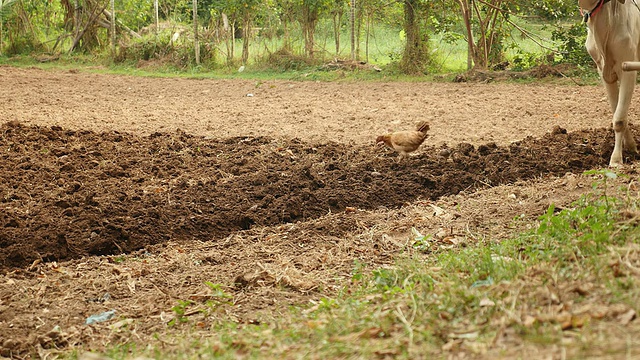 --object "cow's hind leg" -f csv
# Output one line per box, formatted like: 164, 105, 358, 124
607, 71, 637, 166
623, 126, 638, 154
